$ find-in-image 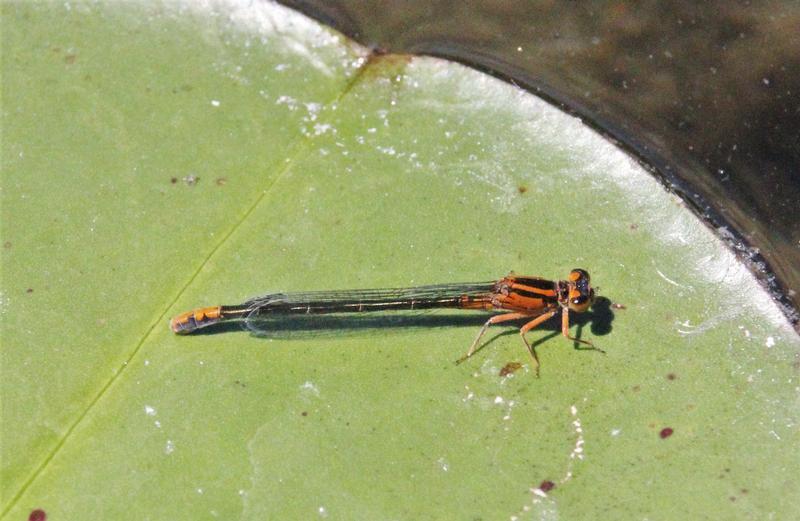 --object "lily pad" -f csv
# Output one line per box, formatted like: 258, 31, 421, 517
2, 1, 798, 519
